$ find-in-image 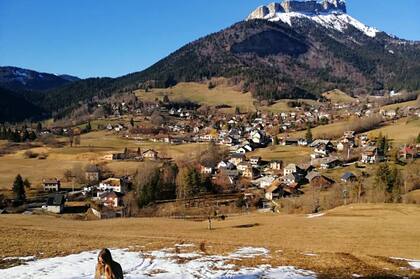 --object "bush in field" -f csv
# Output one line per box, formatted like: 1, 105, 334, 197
24, 150, 39, 159
38, 153, 48, 160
